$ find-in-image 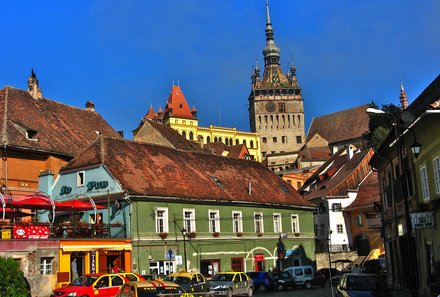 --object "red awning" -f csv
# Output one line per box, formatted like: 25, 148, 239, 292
57, 200, 106, 211
0, 207, 30, 219
7, 192, 61, 210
